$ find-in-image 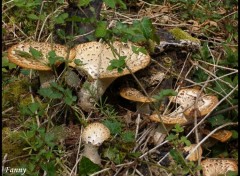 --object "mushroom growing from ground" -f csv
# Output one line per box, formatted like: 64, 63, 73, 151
81, 122, 110, 165
7, 41, 76, 87
69, 41, 151, 112
119, 87, 156, 114
201, 158, 238, 176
